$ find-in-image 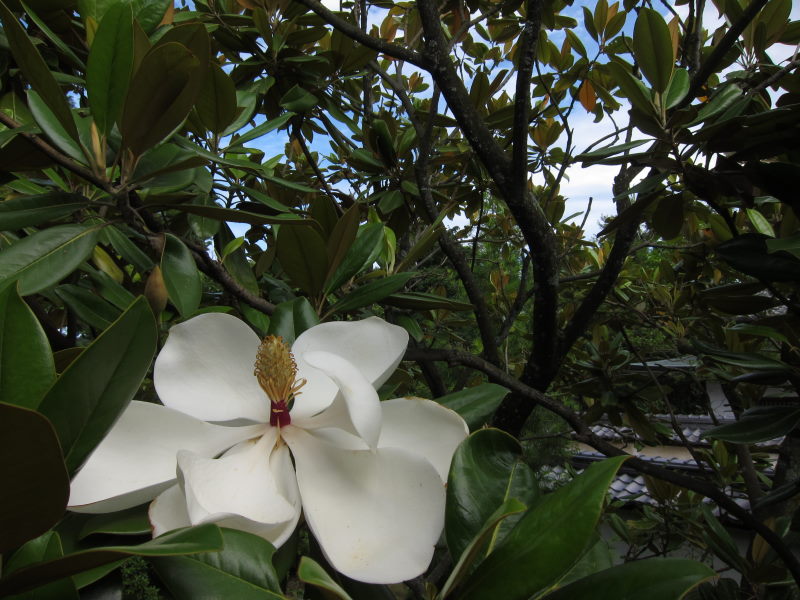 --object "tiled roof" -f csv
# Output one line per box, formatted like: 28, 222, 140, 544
564, 360, 794, 510
543, 457, 756, 510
